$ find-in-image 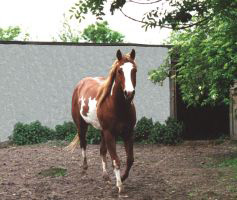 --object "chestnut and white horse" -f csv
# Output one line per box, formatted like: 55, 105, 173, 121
66, 49, 137, 193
